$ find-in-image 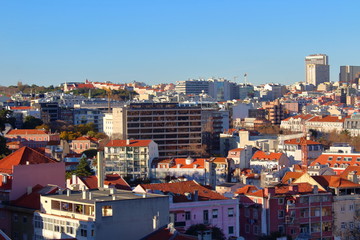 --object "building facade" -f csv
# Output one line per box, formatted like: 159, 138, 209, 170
305, 54, 330, 86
